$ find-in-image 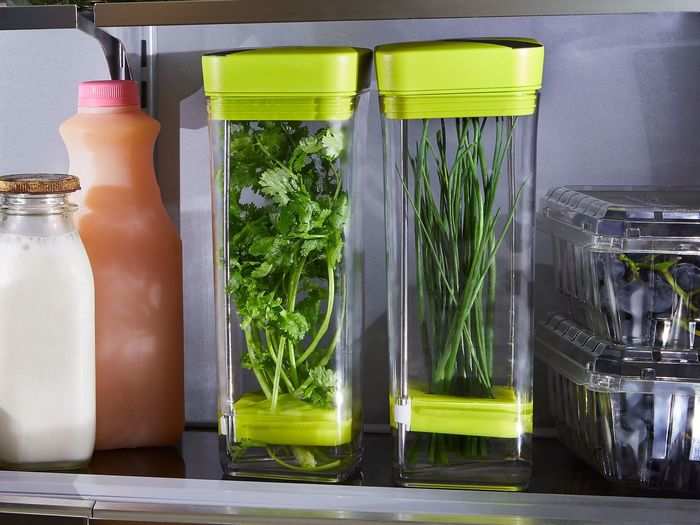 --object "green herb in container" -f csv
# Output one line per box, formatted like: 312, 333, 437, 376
376, 39, 544, 490
202, 47, 370, 482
